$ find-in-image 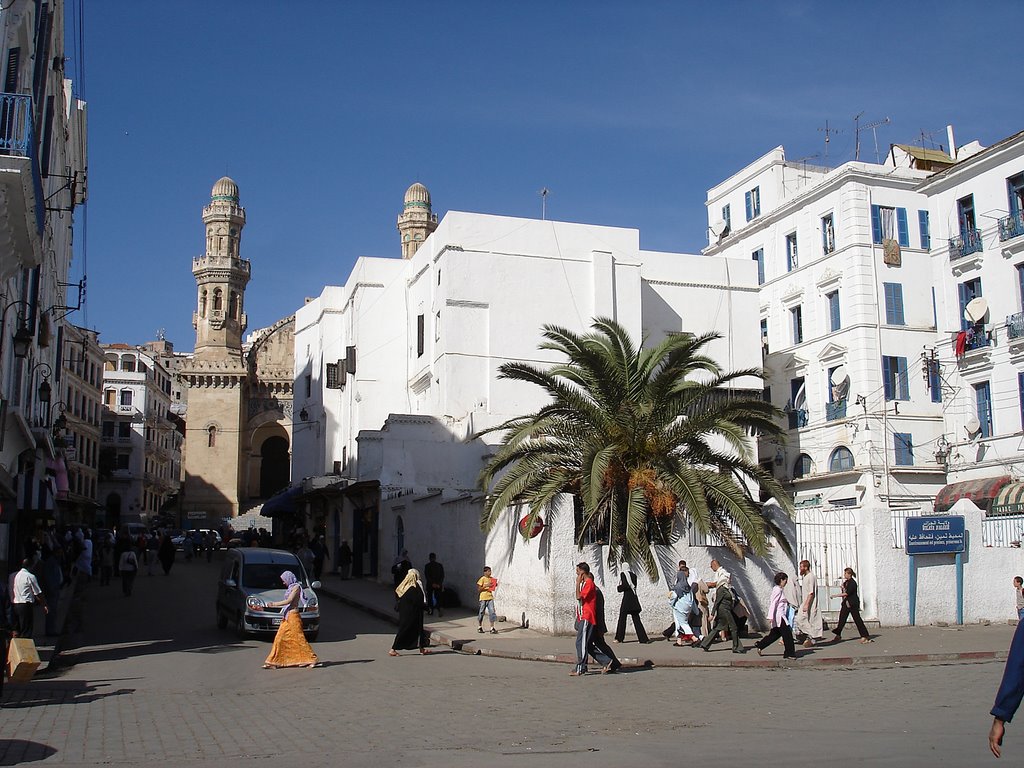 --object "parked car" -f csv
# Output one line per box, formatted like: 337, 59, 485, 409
173, 529, 222, 549
215, 548, 321, 641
